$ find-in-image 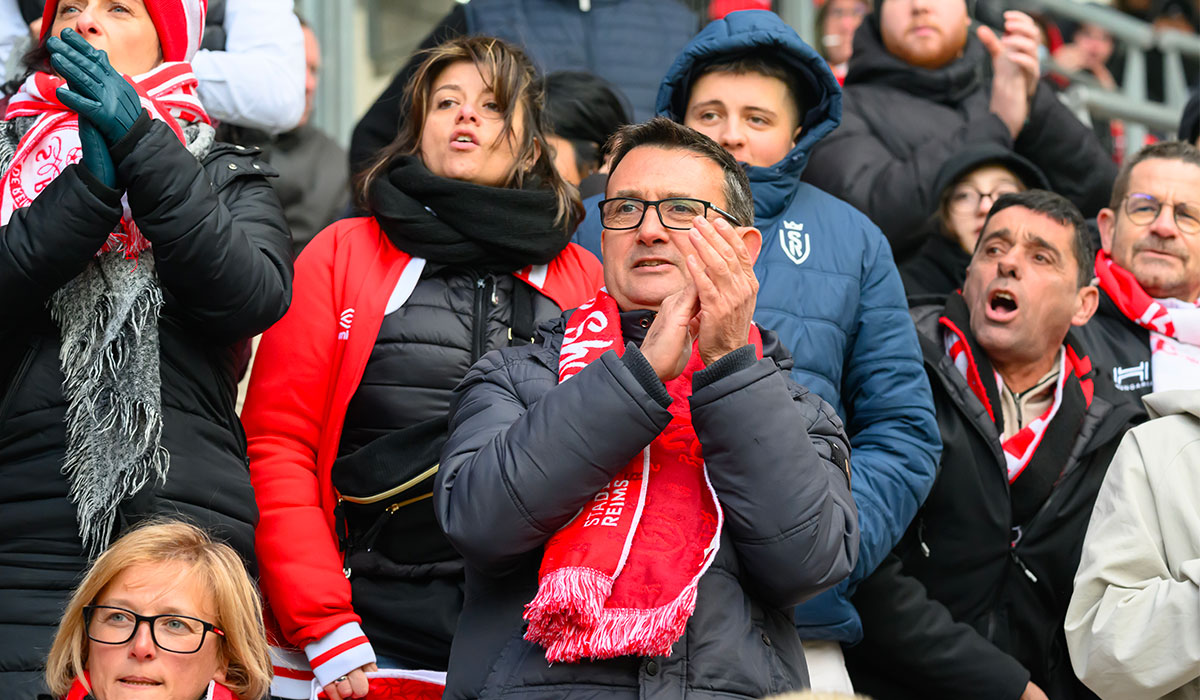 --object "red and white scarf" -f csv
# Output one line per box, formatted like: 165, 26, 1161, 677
940, 305, 1093, 483
0, 63, 210, 257
523, 290, 761, 662
1095, 249, 1200, 391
